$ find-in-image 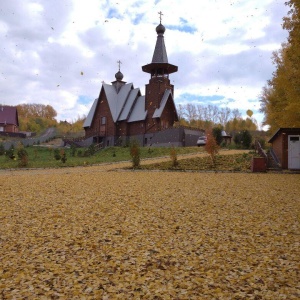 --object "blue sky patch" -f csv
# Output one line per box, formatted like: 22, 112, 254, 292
107, 7, 121, 19
78, 95, 92, 106
179, 93, 224, 103
168, 18, 197, 33
133, 13, 144, 25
